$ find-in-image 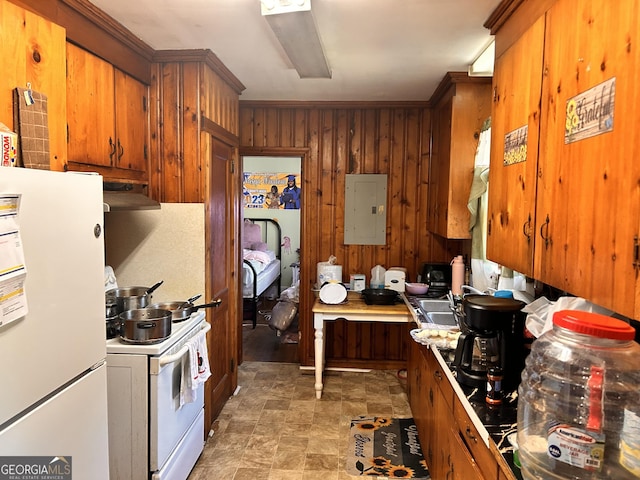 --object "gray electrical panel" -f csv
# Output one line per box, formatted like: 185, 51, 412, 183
344, 174, 387, 245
